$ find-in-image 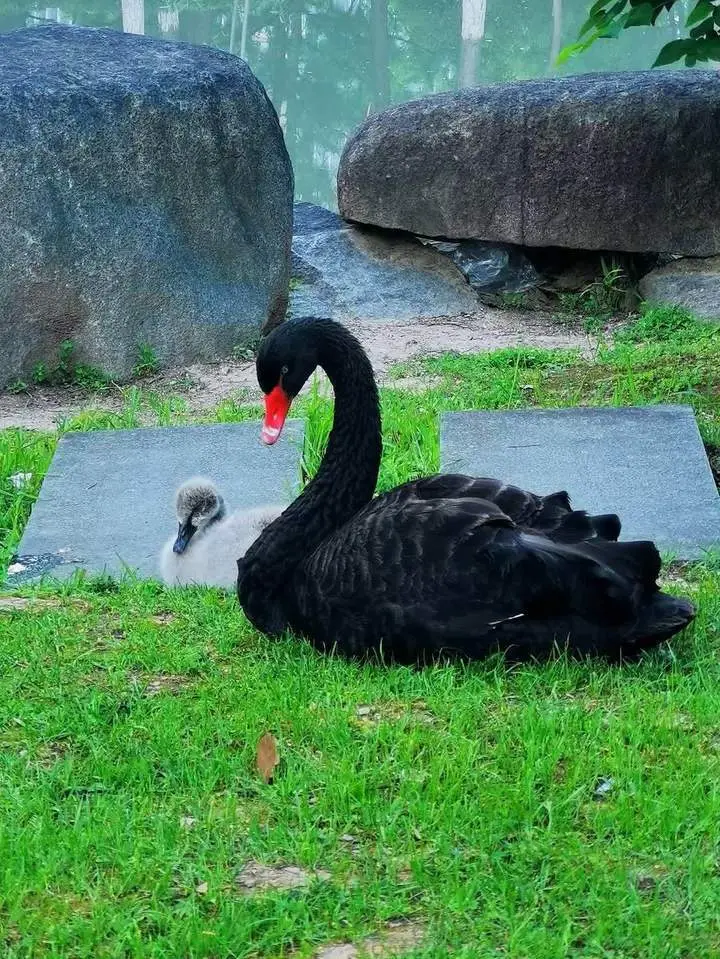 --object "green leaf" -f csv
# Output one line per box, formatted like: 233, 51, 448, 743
589, 0, 615, 15
578, 11, 606, 38
689, 18, 715, 38
625, 2, 655, 26
687, 0, 713, 27
556, 37, 596, 65
695, 34, 720, 59
652, 38, 693, 65
600, 14, 630, 36
580, 0, 630, 35
651, 0, 675, 24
